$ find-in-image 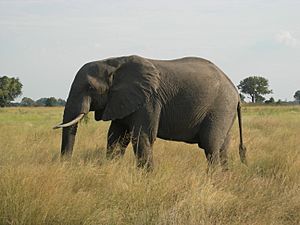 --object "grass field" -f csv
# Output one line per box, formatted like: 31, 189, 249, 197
0, 106, 299, 225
